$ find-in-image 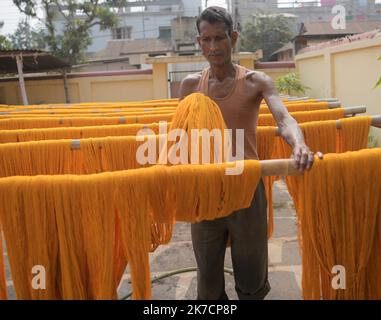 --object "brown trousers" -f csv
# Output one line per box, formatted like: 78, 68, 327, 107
191, 179, 270, 300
